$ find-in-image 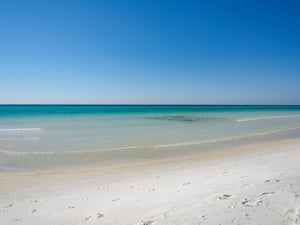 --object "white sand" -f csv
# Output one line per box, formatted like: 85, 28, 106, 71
1, 139, 300, 225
